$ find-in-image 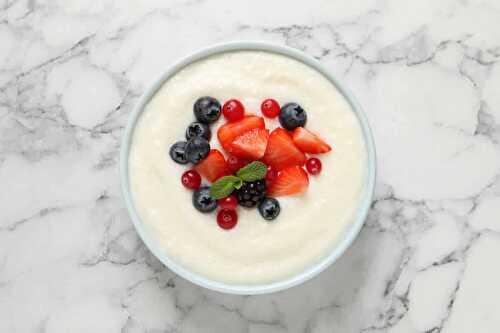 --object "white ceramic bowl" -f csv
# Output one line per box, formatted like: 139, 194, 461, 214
121, 41, 376, 295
